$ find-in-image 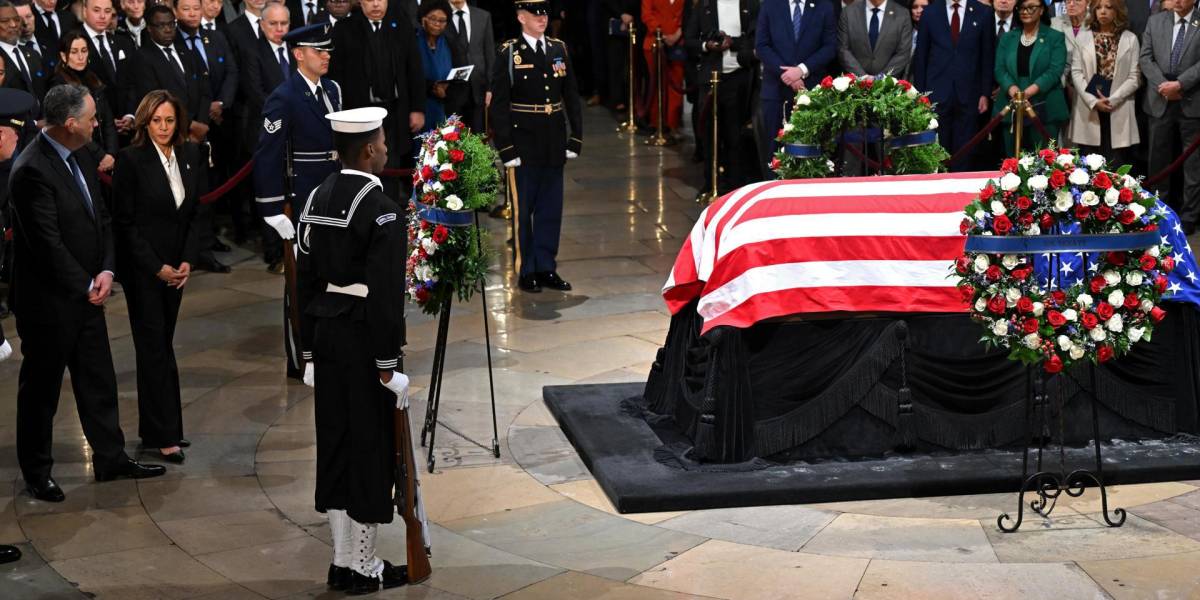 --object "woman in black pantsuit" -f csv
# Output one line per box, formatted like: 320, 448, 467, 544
112, 90, 205, 464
